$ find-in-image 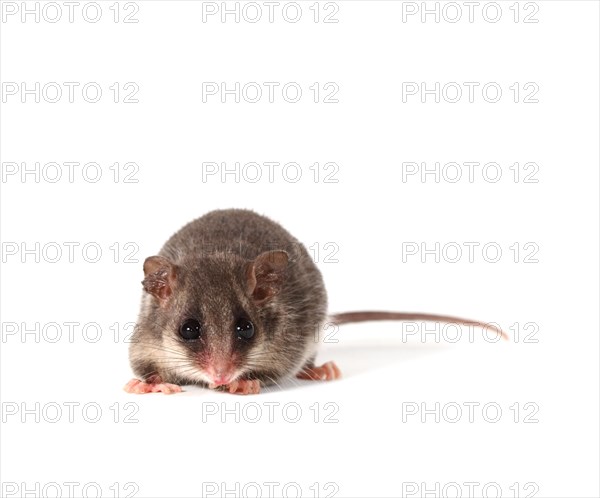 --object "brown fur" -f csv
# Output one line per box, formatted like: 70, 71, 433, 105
129, 209, 327, 387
